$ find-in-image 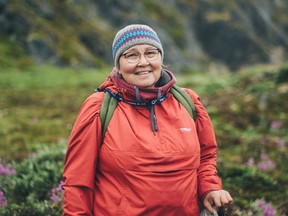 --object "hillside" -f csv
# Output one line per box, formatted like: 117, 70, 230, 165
1, 0, 288, 72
